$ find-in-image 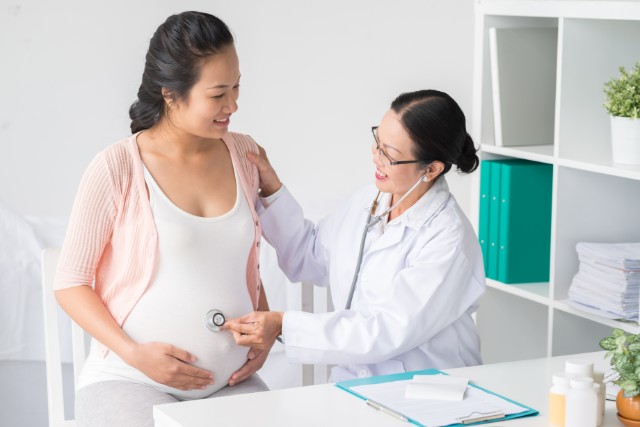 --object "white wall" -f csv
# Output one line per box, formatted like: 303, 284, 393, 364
0, 0, 476, 220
